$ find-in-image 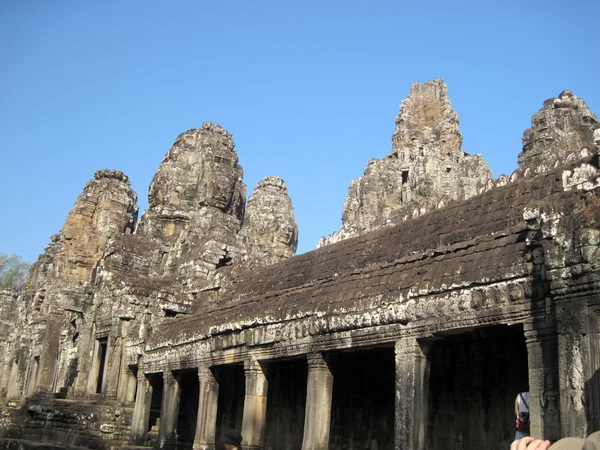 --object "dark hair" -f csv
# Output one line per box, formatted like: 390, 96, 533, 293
215, 429, 243, 449
214, 440, 231, 450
